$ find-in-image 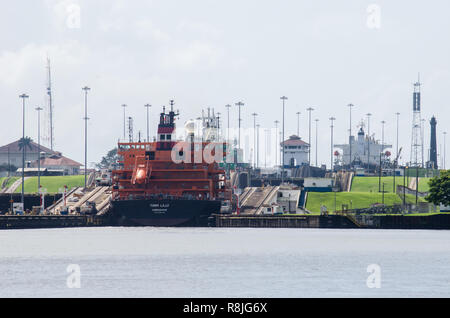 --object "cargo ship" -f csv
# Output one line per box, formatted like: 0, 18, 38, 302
111, 101, 232, 226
